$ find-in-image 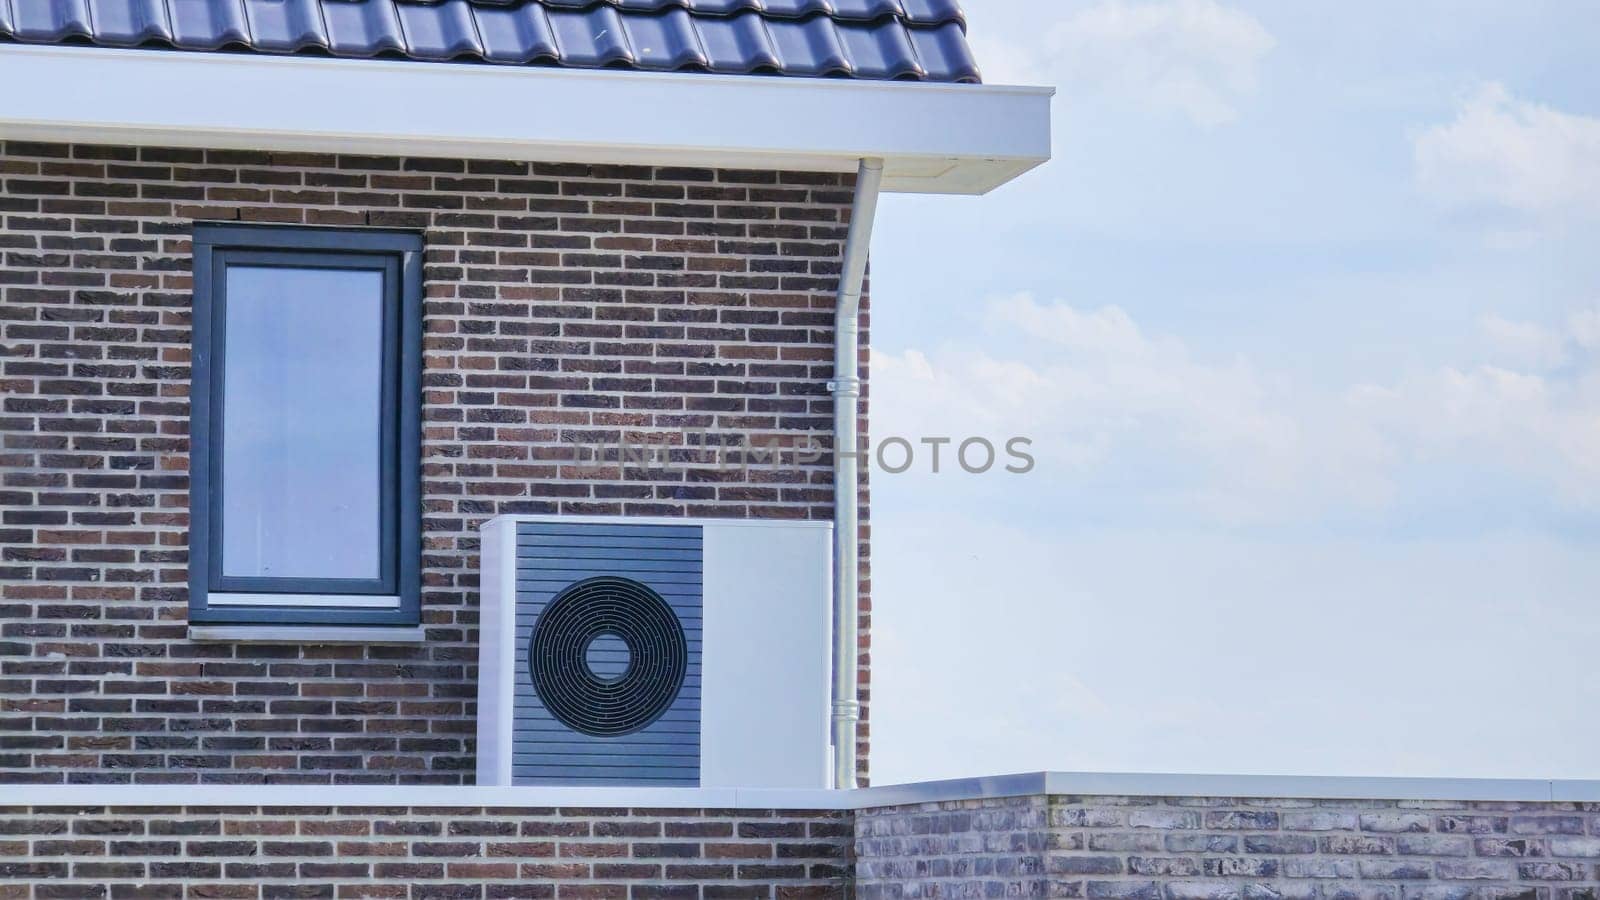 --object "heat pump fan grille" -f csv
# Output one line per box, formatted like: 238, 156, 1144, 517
528, 576, 688, 738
